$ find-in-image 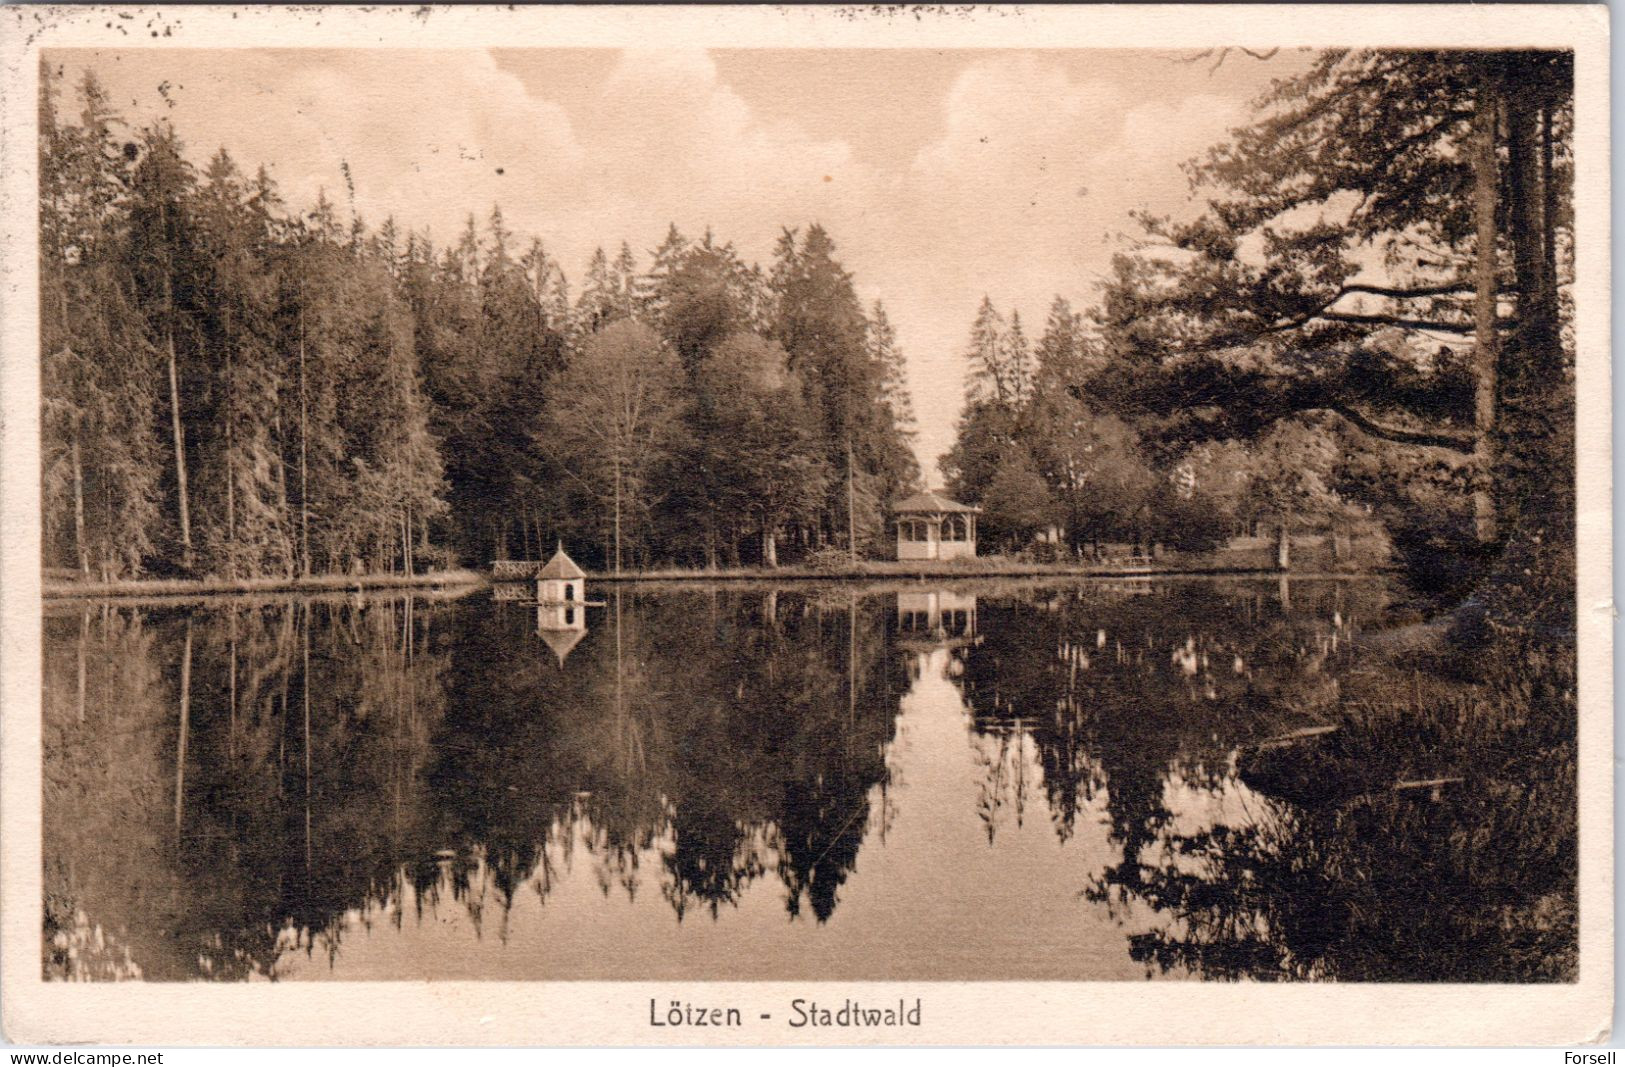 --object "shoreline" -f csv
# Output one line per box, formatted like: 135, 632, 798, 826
40, 569, 487, 601
40, 560, 1391, 601
586, 563, 1347, 583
